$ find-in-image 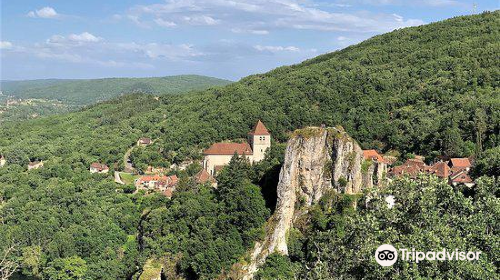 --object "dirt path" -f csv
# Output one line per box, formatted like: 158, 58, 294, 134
114, 171, 125, 185
123, 146, 135, 173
